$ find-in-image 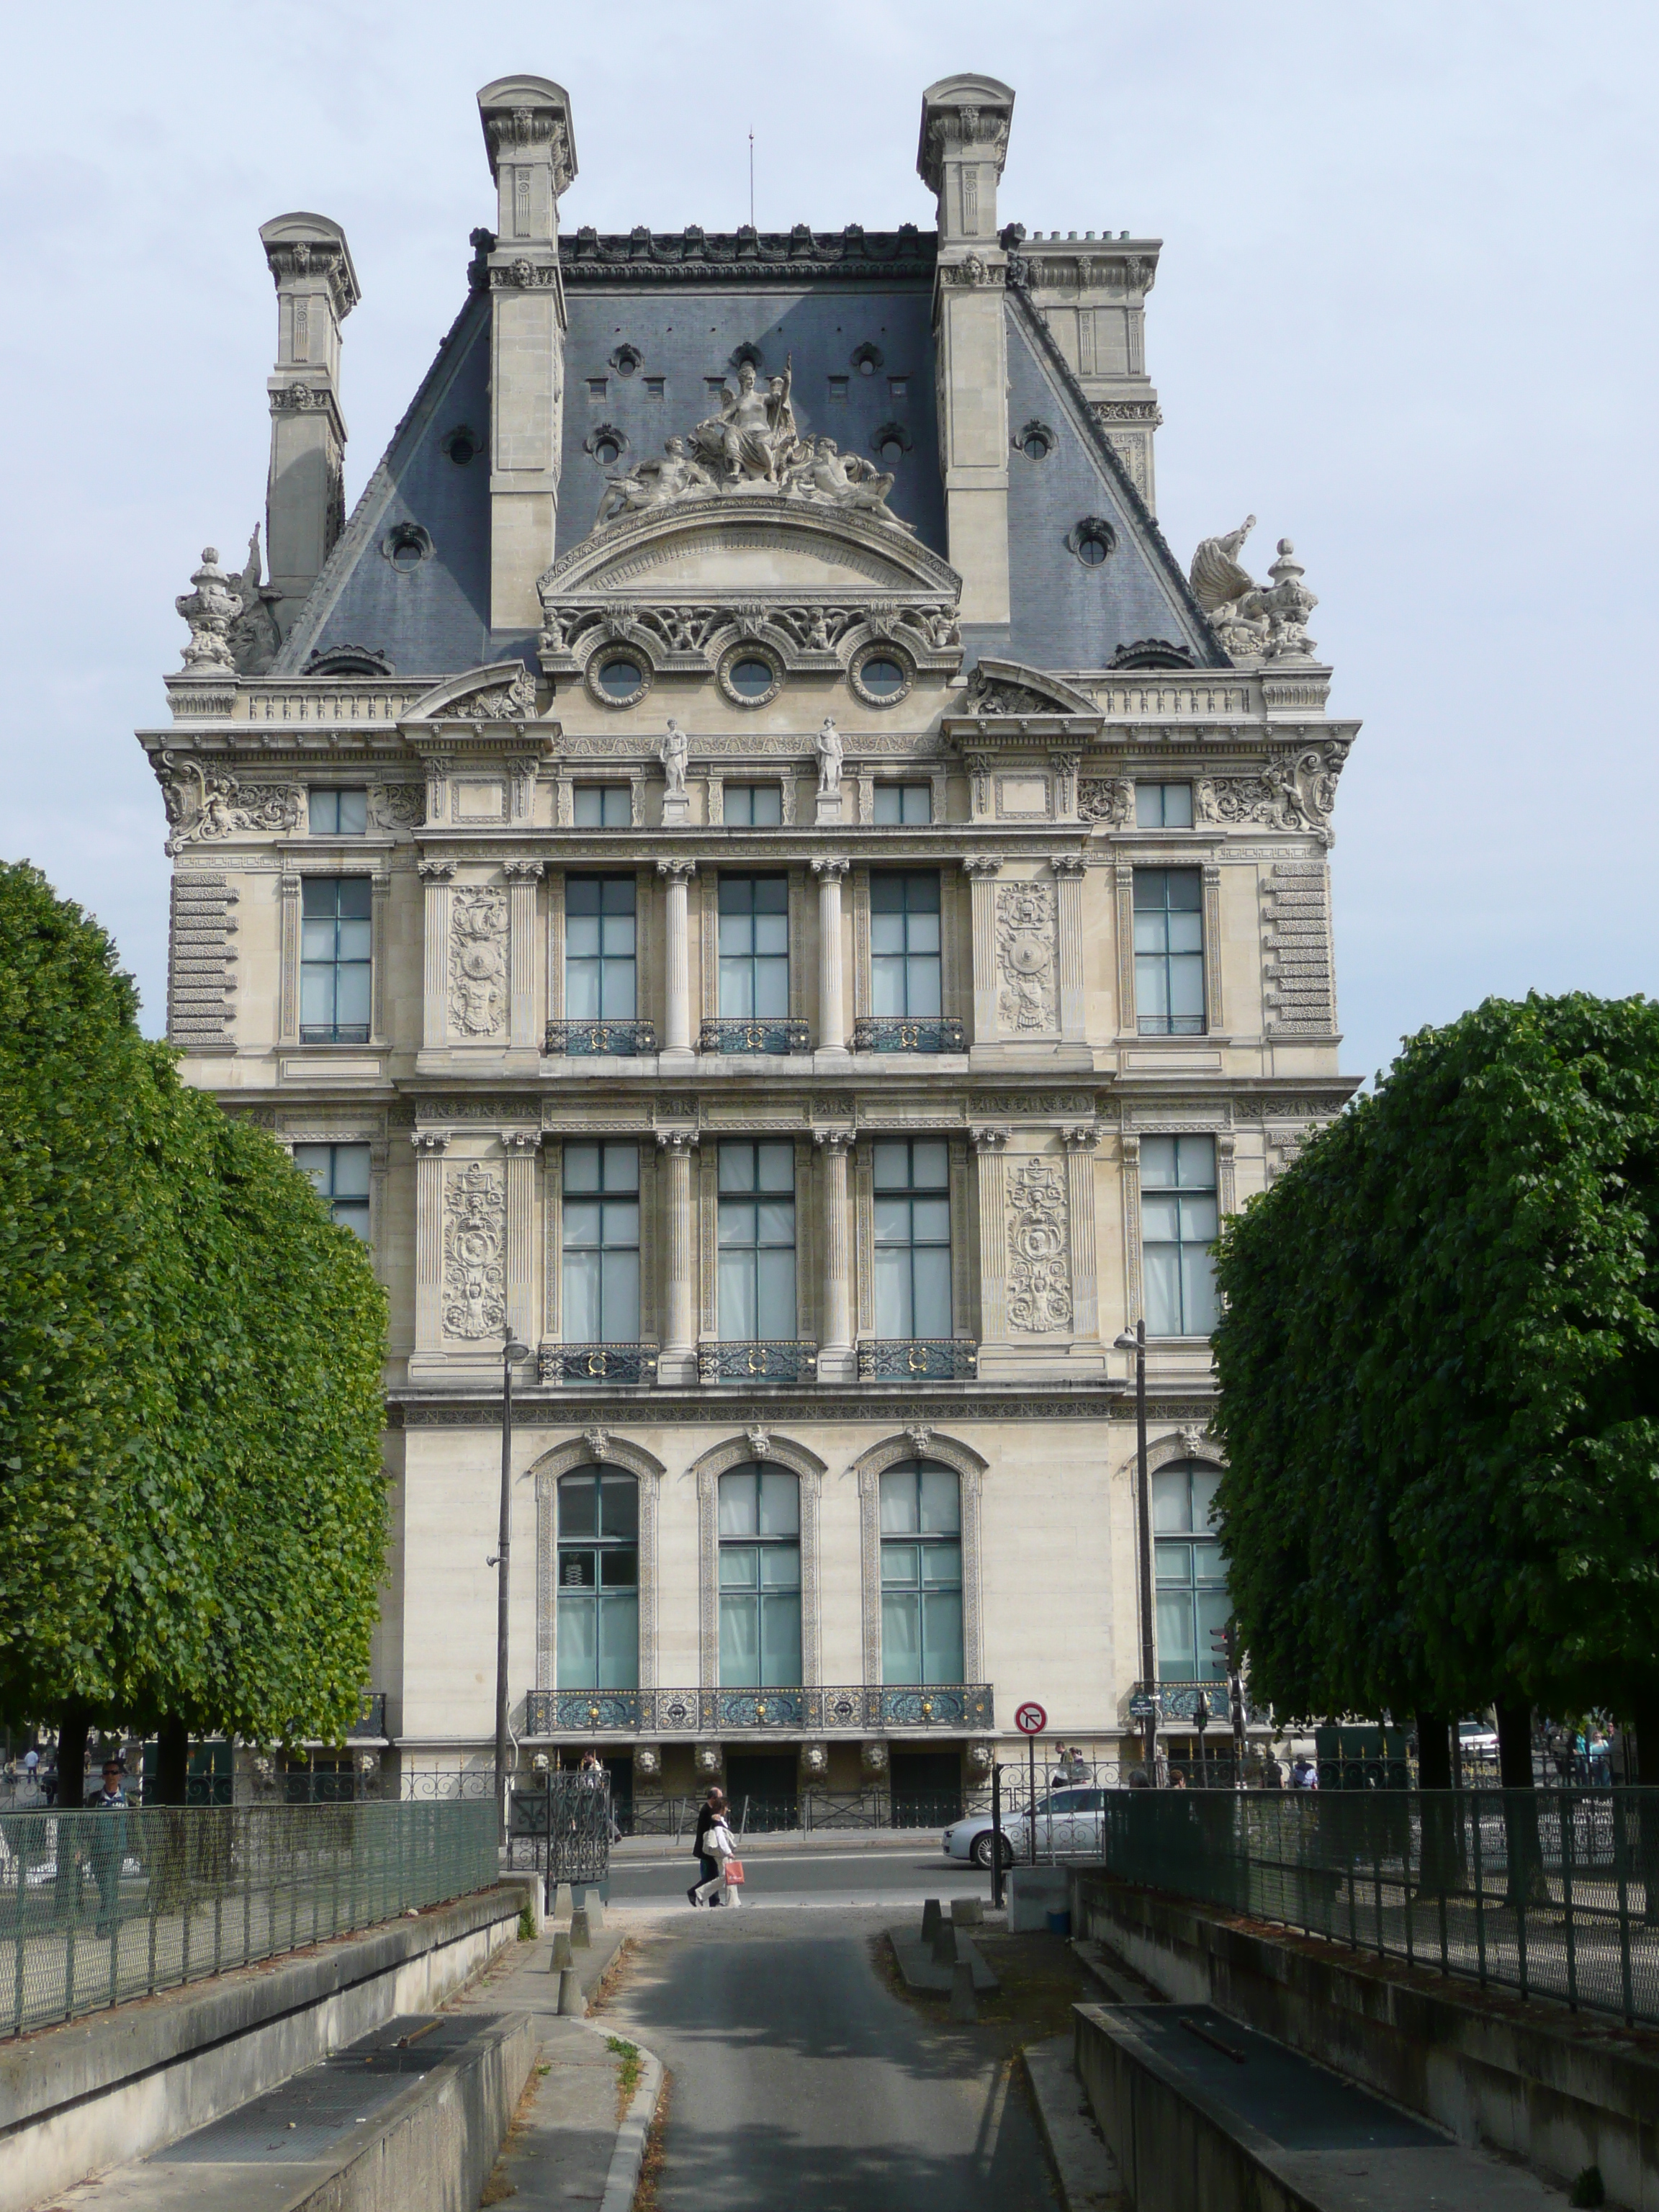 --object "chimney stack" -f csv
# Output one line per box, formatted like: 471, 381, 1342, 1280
259, 212, 360, 637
